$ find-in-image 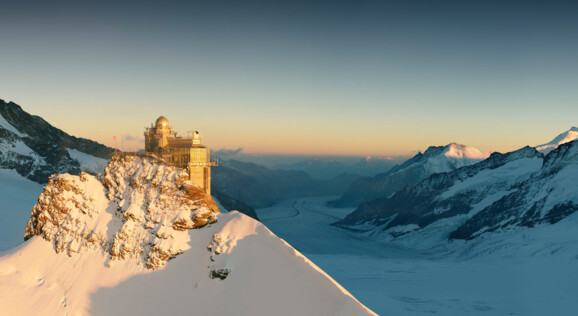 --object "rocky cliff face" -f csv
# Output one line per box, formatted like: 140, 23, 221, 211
0, 99, 111, 183
25, 155, 219, 269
